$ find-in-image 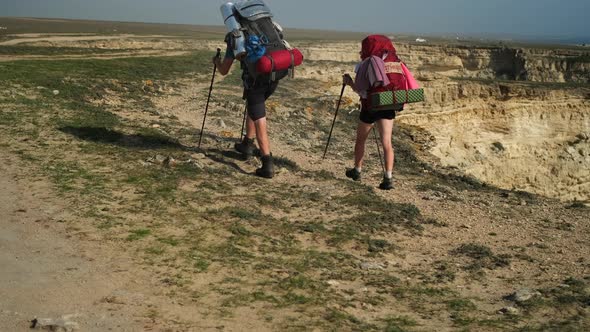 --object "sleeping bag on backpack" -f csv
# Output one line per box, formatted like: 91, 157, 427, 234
256, 49, 303, 74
